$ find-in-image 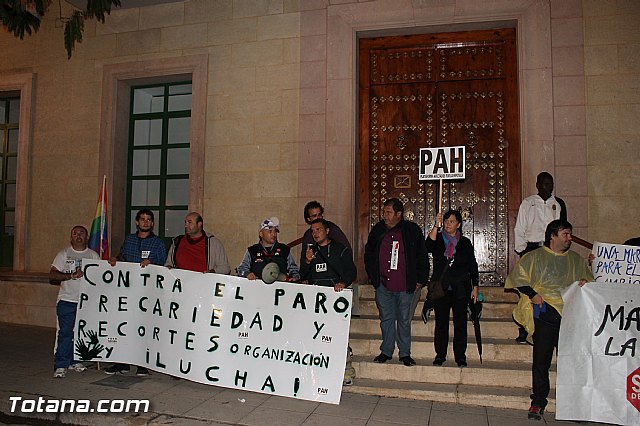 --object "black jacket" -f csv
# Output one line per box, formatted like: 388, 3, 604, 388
426, 232, 479, 299
247, 242, 290, 278
364, 220, 429, 293
300, 240, 356, 287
